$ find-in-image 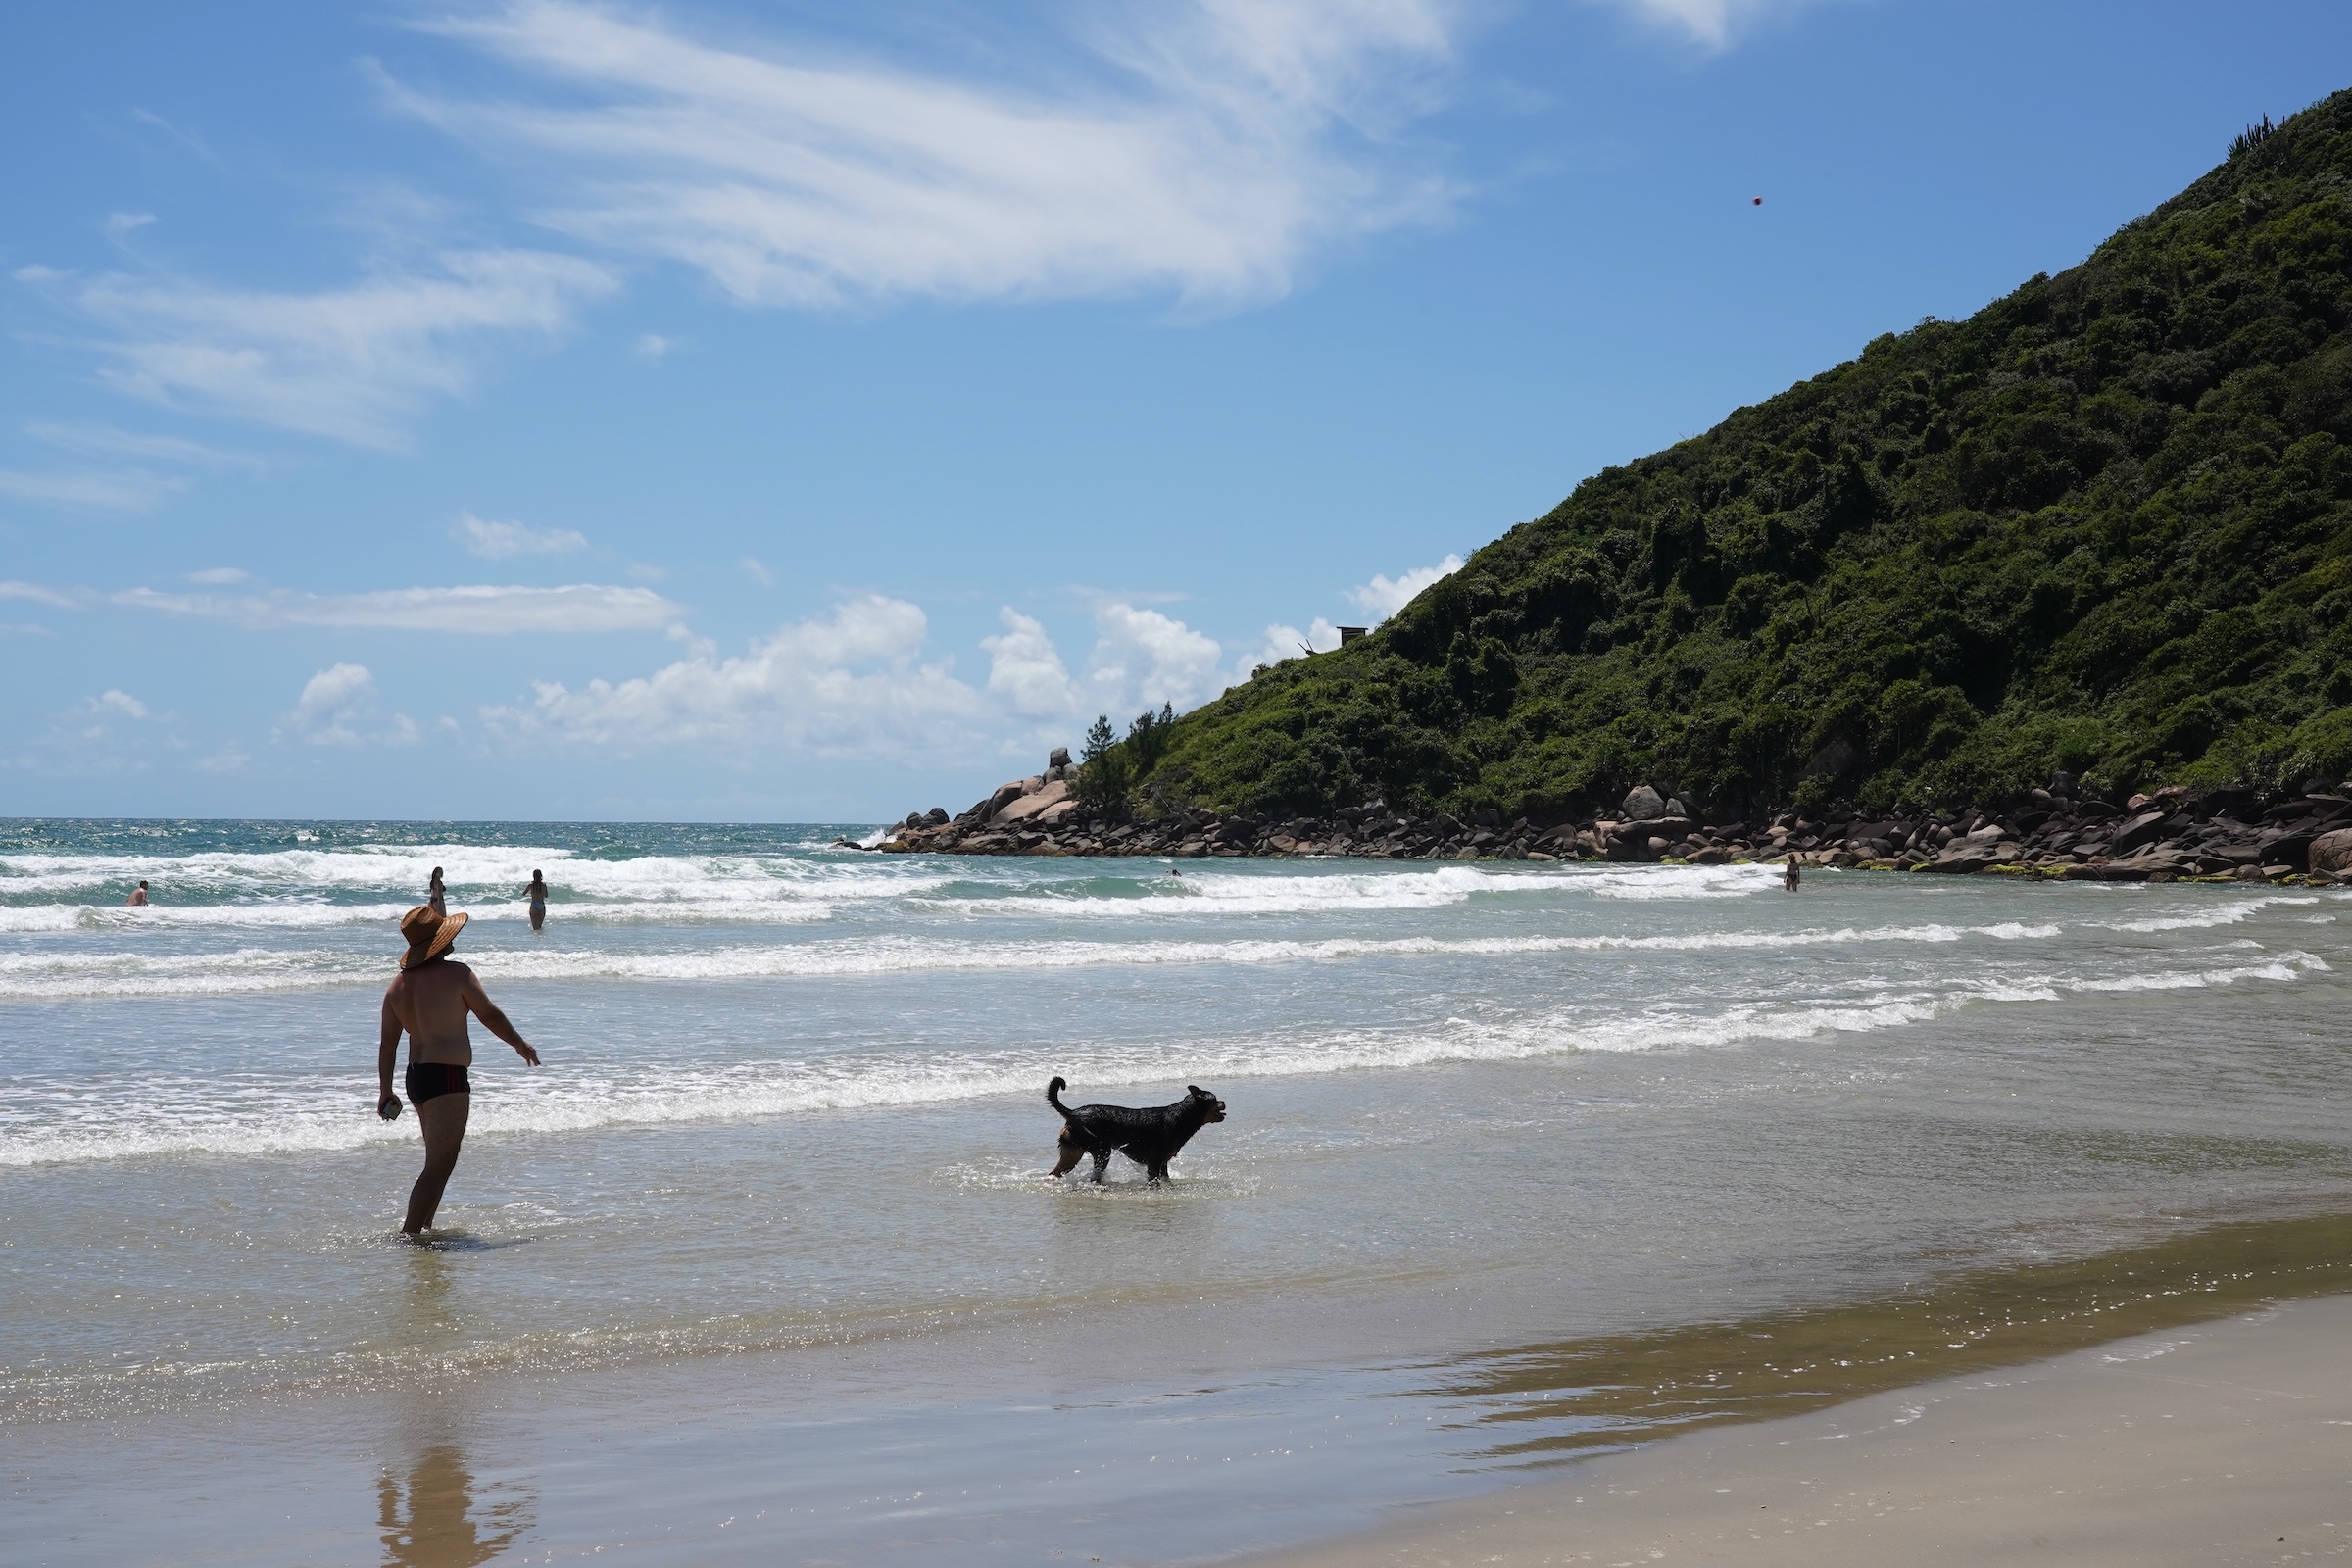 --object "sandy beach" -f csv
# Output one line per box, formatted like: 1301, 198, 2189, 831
1246, 1293, 2352, 1568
